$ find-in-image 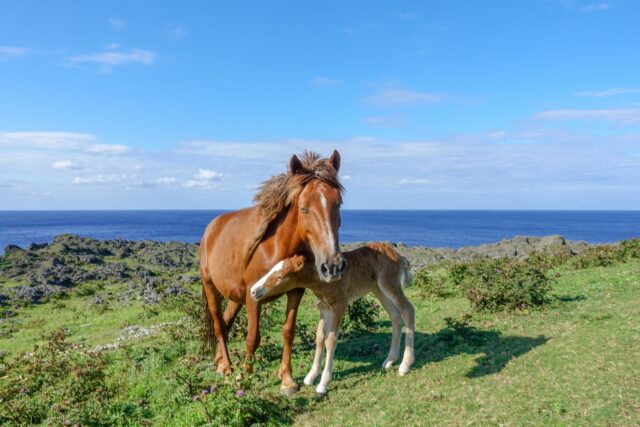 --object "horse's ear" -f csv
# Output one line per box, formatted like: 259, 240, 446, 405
290, 154, 303, 175
328, 149, 341, 172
